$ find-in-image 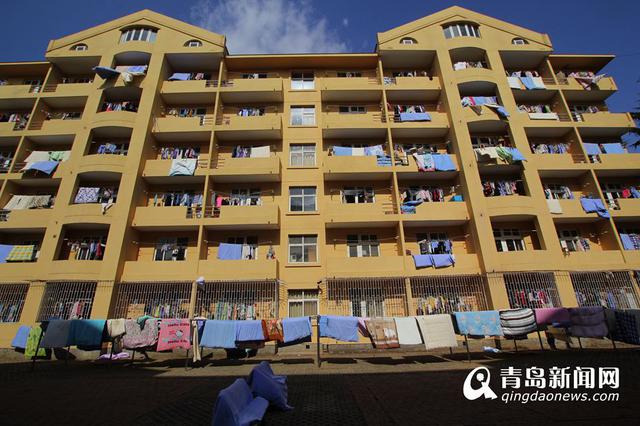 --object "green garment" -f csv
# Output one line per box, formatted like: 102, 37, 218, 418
48, 151, 69, 162
24, 326, 46, 358
495, 146, 513, 164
